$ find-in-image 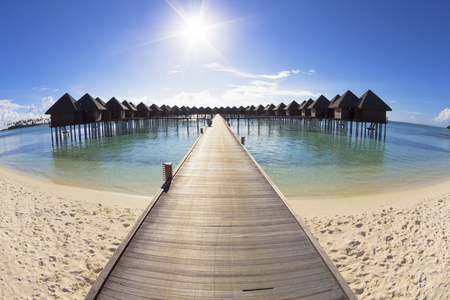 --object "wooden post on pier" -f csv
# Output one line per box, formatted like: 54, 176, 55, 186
50, 127, 54, 146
